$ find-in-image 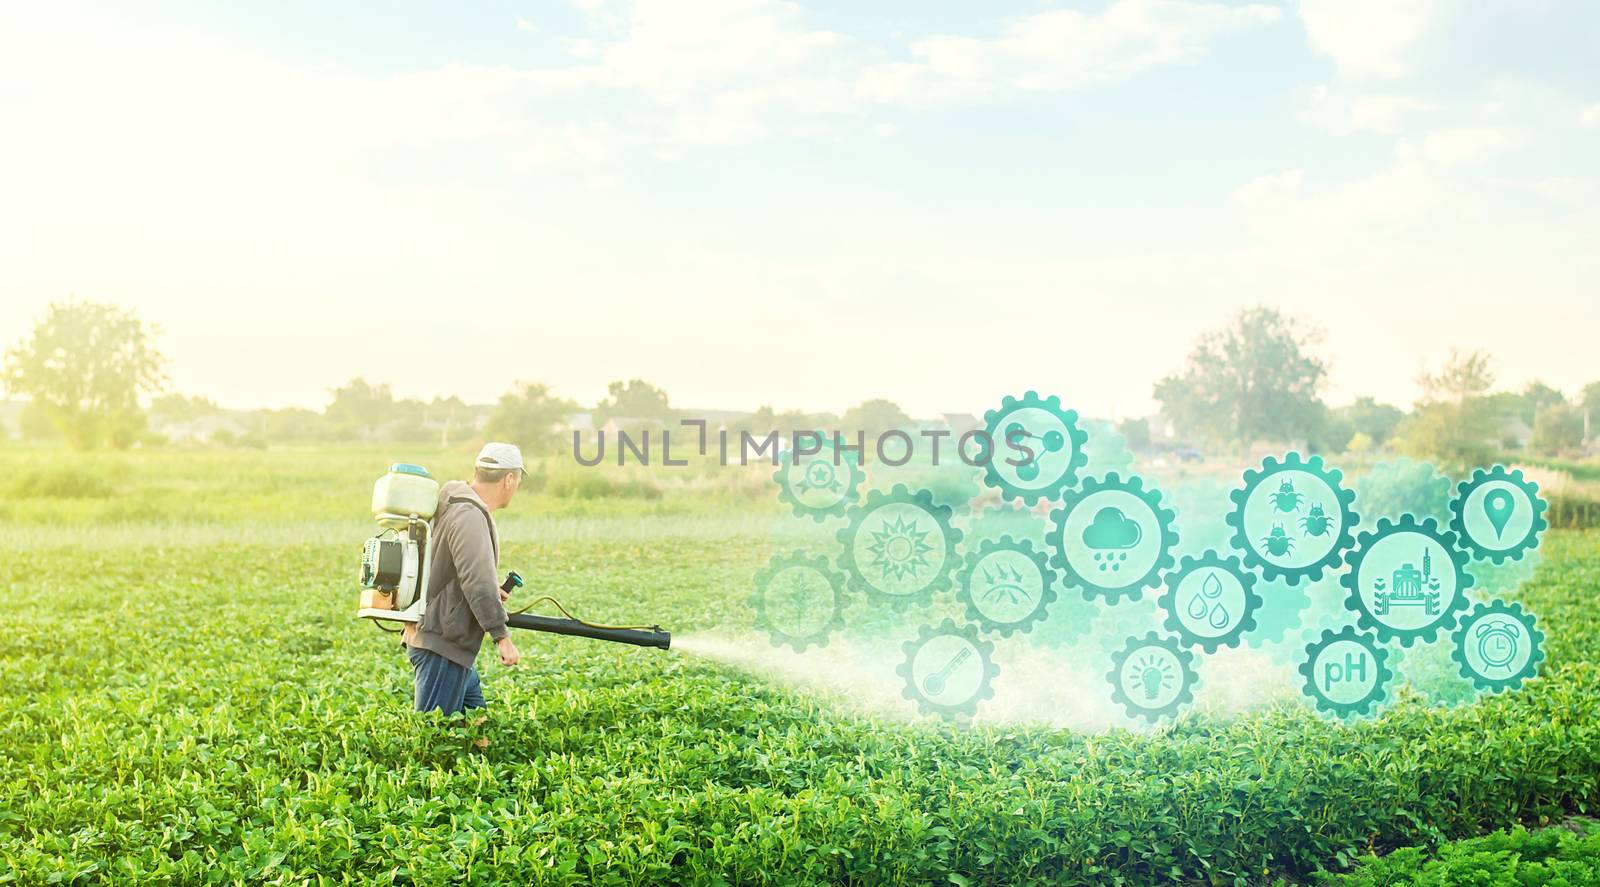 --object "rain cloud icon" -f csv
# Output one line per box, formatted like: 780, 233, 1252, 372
1083, 506, 1142, 550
